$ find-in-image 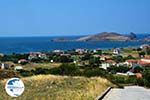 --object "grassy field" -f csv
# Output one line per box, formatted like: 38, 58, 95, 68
0, 75, 112, 100
22, 62, 61, 70
122, 48, 139, 58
